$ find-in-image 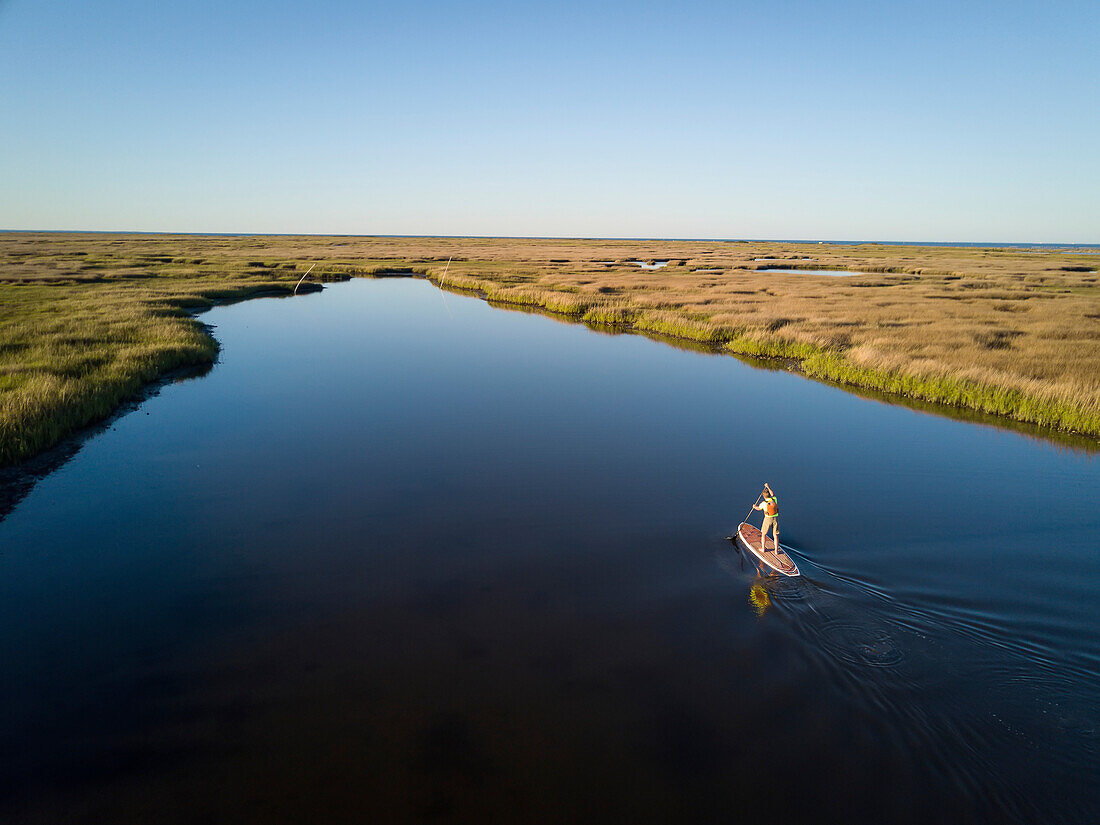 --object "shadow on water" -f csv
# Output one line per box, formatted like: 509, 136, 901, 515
0, 363, 213, 525
0, 286, 323, 525
469, 286, 1098, 455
